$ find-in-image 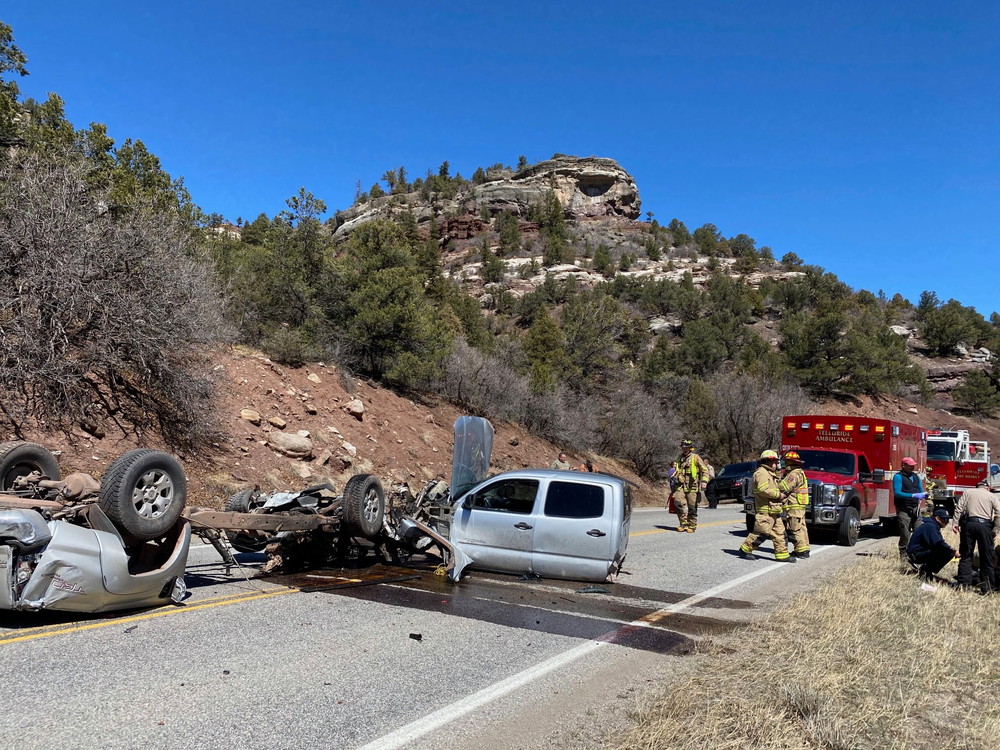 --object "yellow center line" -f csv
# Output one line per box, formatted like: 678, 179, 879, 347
631, 518, 739, 536
0, 587, 298, 647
